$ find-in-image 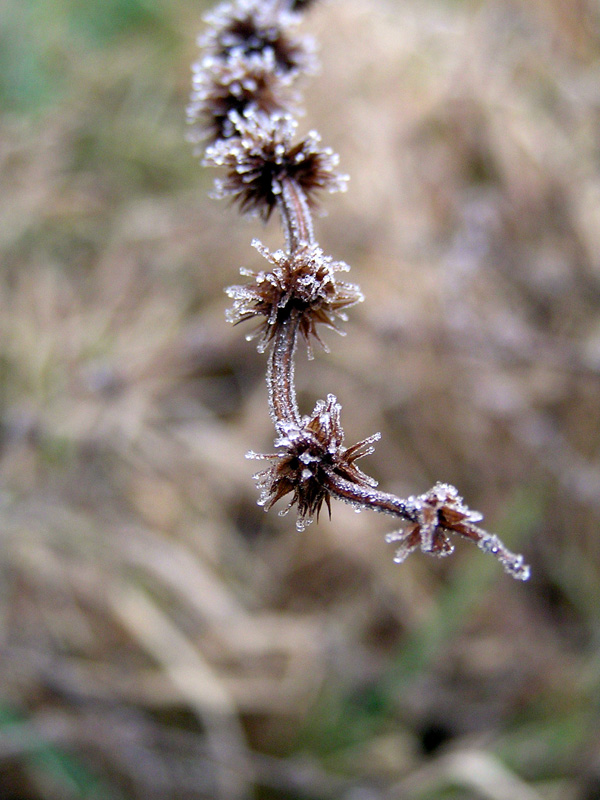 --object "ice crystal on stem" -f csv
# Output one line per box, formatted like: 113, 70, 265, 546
193, 0, 530, 580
